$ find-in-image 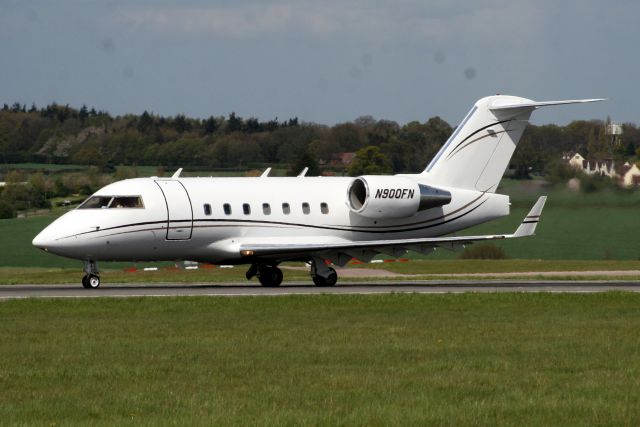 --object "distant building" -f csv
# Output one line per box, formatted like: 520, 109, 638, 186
563, 152, 640, 187
617, 163, 640, 188
329, 152, 355, 167
564, 152, 616, 178
606, 121, 623, 147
